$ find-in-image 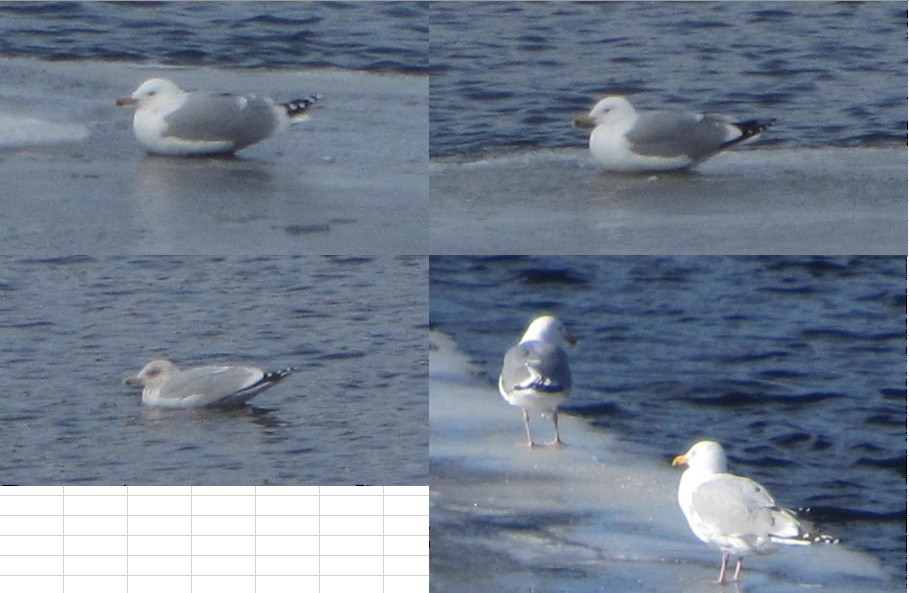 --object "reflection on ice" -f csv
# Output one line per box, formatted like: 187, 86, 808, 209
430, 331, 898, 593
